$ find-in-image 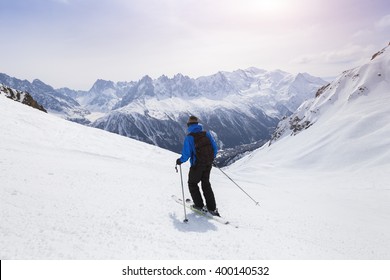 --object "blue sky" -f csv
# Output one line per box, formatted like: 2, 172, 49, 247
0, 0, 389, 90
